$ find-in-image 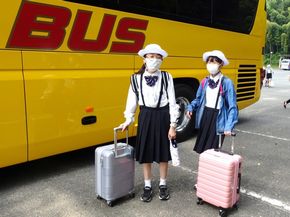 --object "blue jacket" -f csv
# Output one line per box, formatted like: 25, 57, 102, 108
187, 76, 238, 134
